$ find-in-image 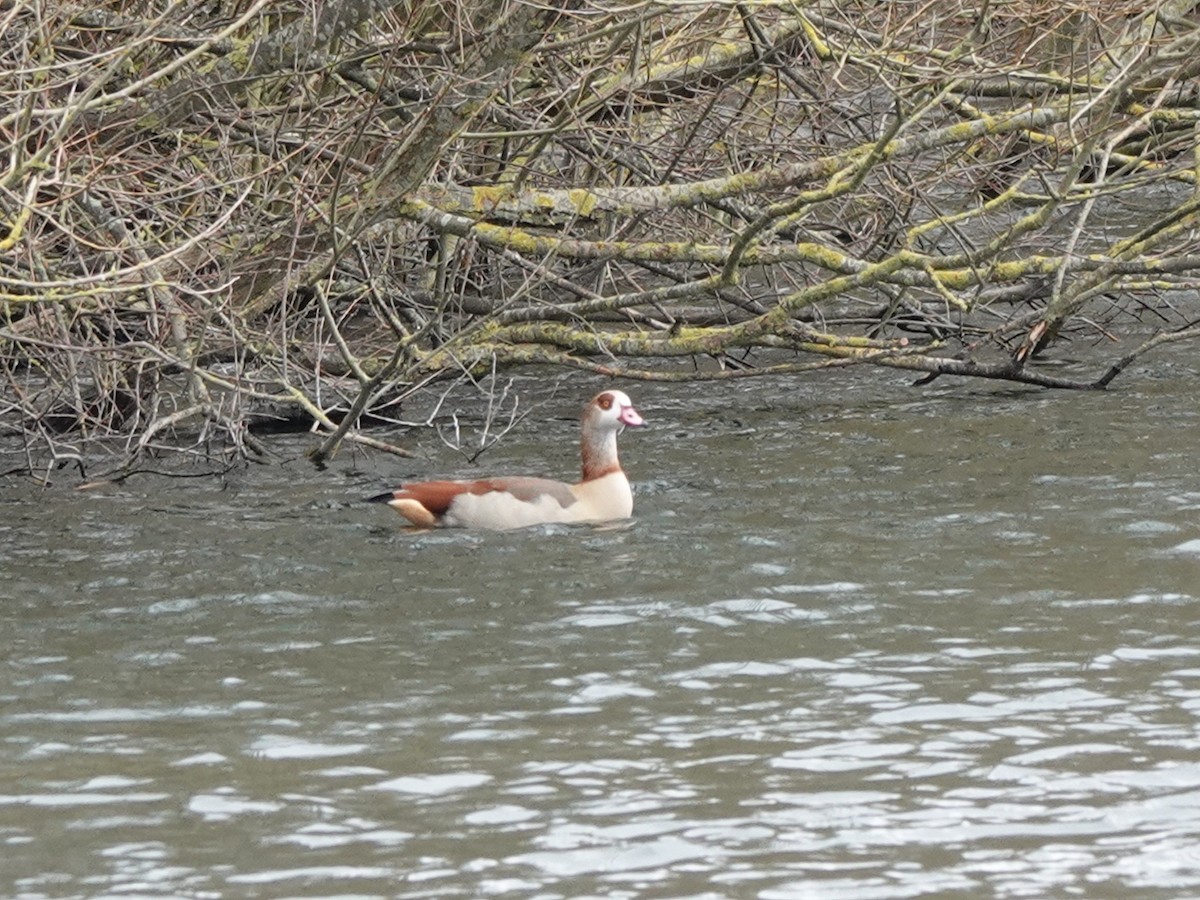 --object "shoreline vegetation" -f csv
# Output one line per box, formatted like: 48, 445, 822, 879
5, 0, 1200, 483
